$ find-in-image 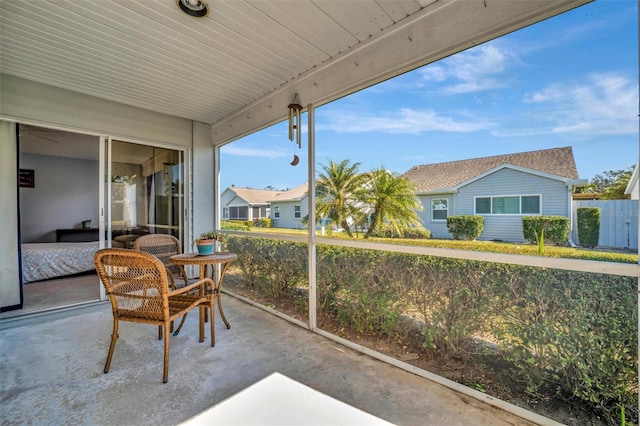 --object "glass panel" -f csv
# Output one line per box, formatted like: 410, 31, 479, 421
238, 206, 248, 219
522, 195, 540, 214
110, 141, 184, 248
492, 196, 519, 214
432, 199, 448, 220
475, 197, 491, 214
